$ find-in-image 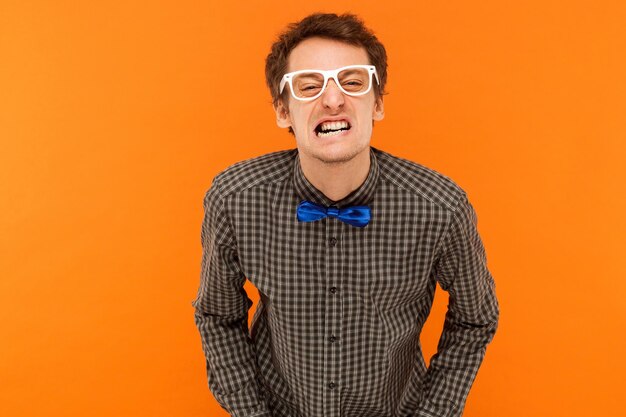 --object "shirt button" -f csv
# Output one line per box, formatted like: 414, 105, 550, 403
329, 335, 337, 343
329, 287, 337, 294
328, 382, 336, 390
329, 237, 338, 247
